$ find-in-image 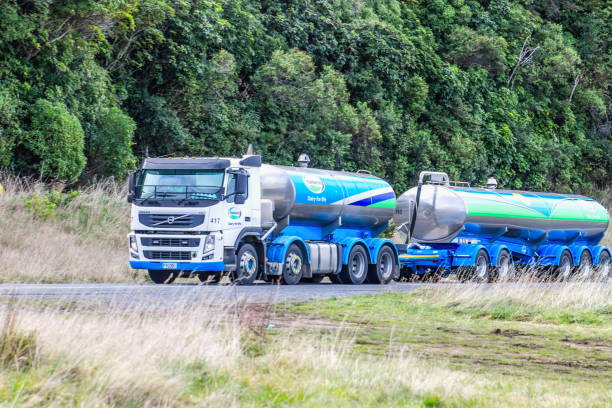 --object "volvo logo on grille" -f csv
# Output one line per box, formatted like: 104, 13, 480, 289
152, 214, 189, 226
